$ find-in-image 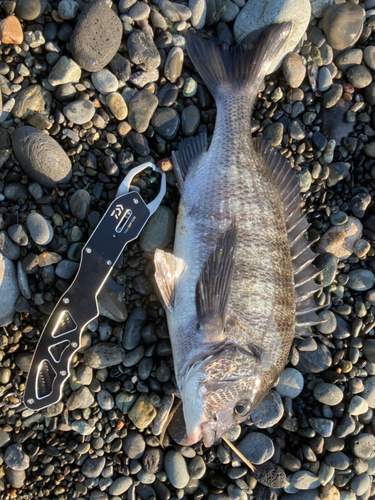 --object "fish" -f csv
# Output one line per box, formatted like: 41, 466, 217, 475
154, 23, 322, 448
